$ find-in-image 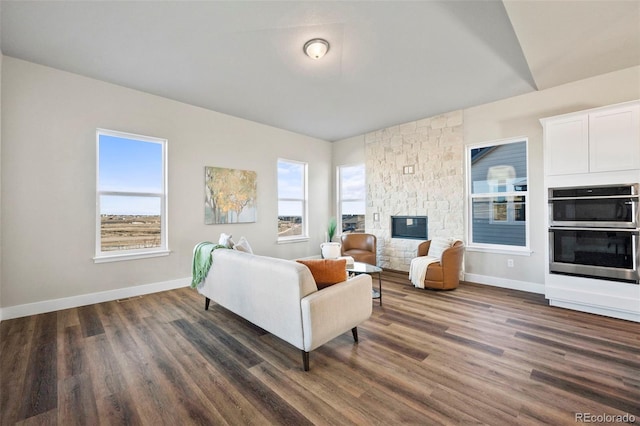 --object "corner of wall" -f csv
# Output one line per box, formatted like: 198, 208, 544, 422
0, 51, 4, 319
